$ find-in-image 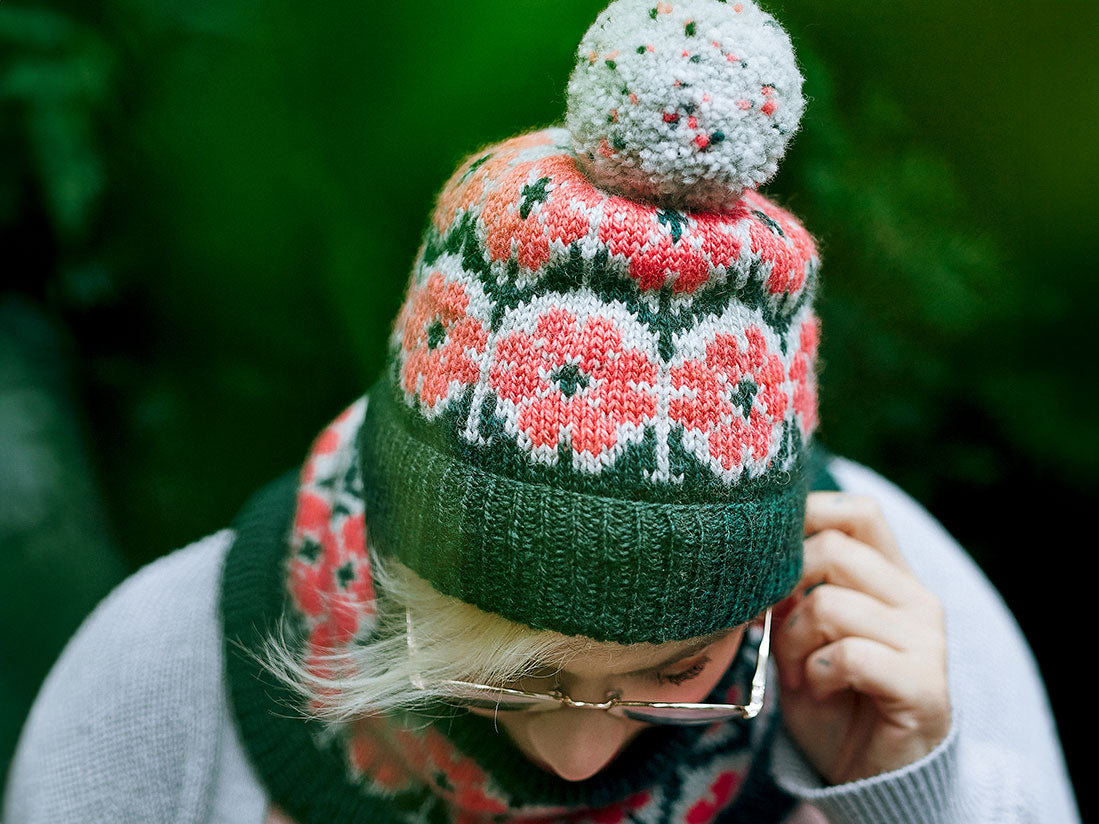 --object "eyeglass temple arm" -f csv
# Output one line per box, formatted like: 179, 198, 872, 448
406, 609, 427, 690
744, 607, 772, 717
